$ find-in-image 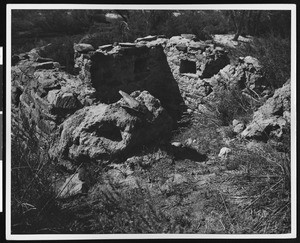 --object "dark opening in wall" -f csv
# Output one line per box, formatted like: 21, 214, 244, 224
179, 60, 196, 74
96, 123, 123, 142
134, 58, 148, 74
